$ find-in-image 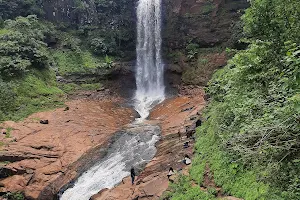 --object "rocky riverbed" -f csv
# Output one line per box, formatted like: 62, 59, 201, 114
92, 86, 206, 200
0, 92, 135, 200
0, 86, 206, 200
